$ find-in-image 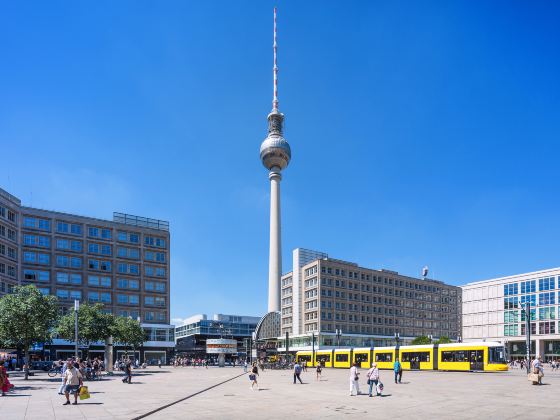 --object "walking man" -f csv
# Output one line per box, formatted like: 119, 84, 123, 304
293, 362, 303, 384
62, 360, 83, 405
394, 358, 402, 384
